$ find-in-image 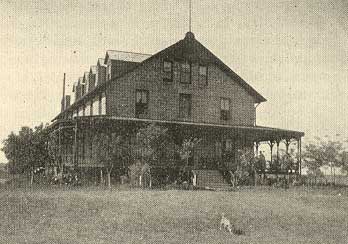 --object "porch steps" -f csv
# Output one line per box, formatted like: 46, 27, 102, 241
193, 170, 232, 190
